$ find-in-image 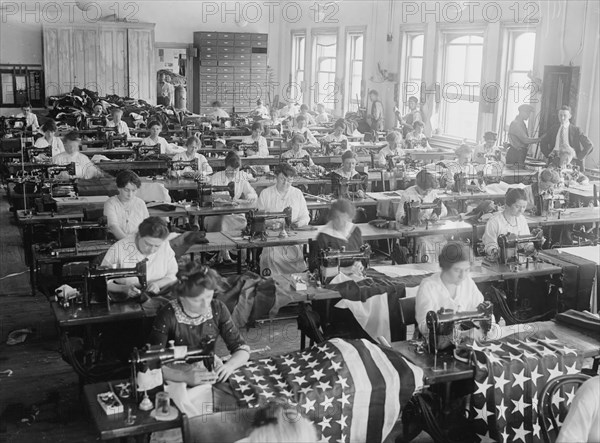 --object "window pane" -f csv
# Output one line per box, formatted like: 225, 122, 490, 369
354, 35, 363, 59
466, 47, 482, 84
444, 100, 479, 140
2, 73, 14, 103
513, 33, 536, 71
446, 45, 467, 84
408, 58, 422, 80
411, 35, 424, 56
